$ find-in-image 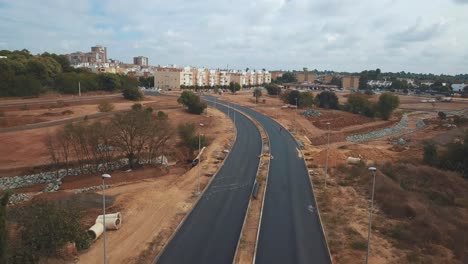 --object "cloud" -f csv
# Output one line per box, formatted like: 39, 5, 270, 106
0, 0, 466, 74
